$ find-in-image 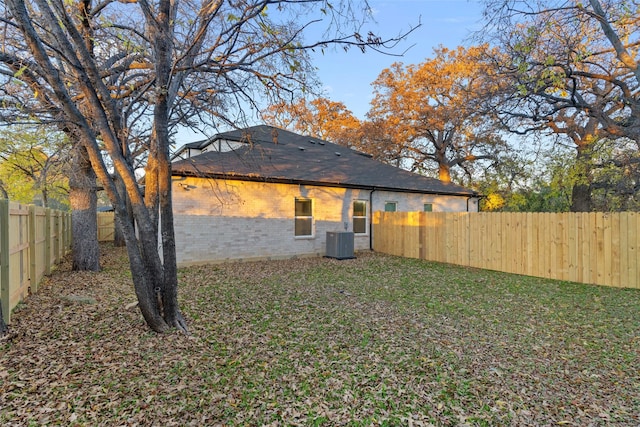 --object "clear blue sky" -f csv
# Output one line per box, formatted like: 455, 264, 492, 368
310, 0, 484, 120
